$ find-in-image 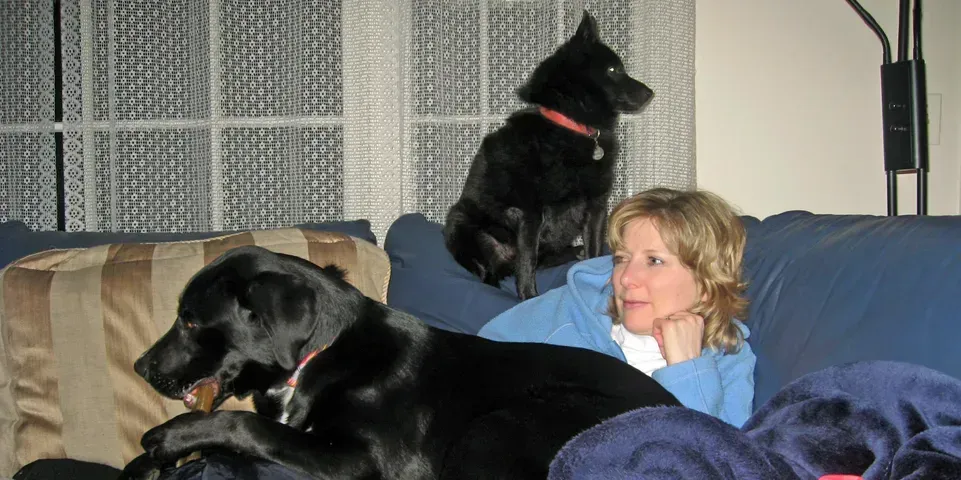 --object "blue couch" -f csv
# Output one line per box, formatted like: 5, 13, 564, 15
385, 210, 961, 411
5, 209, 961, 479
